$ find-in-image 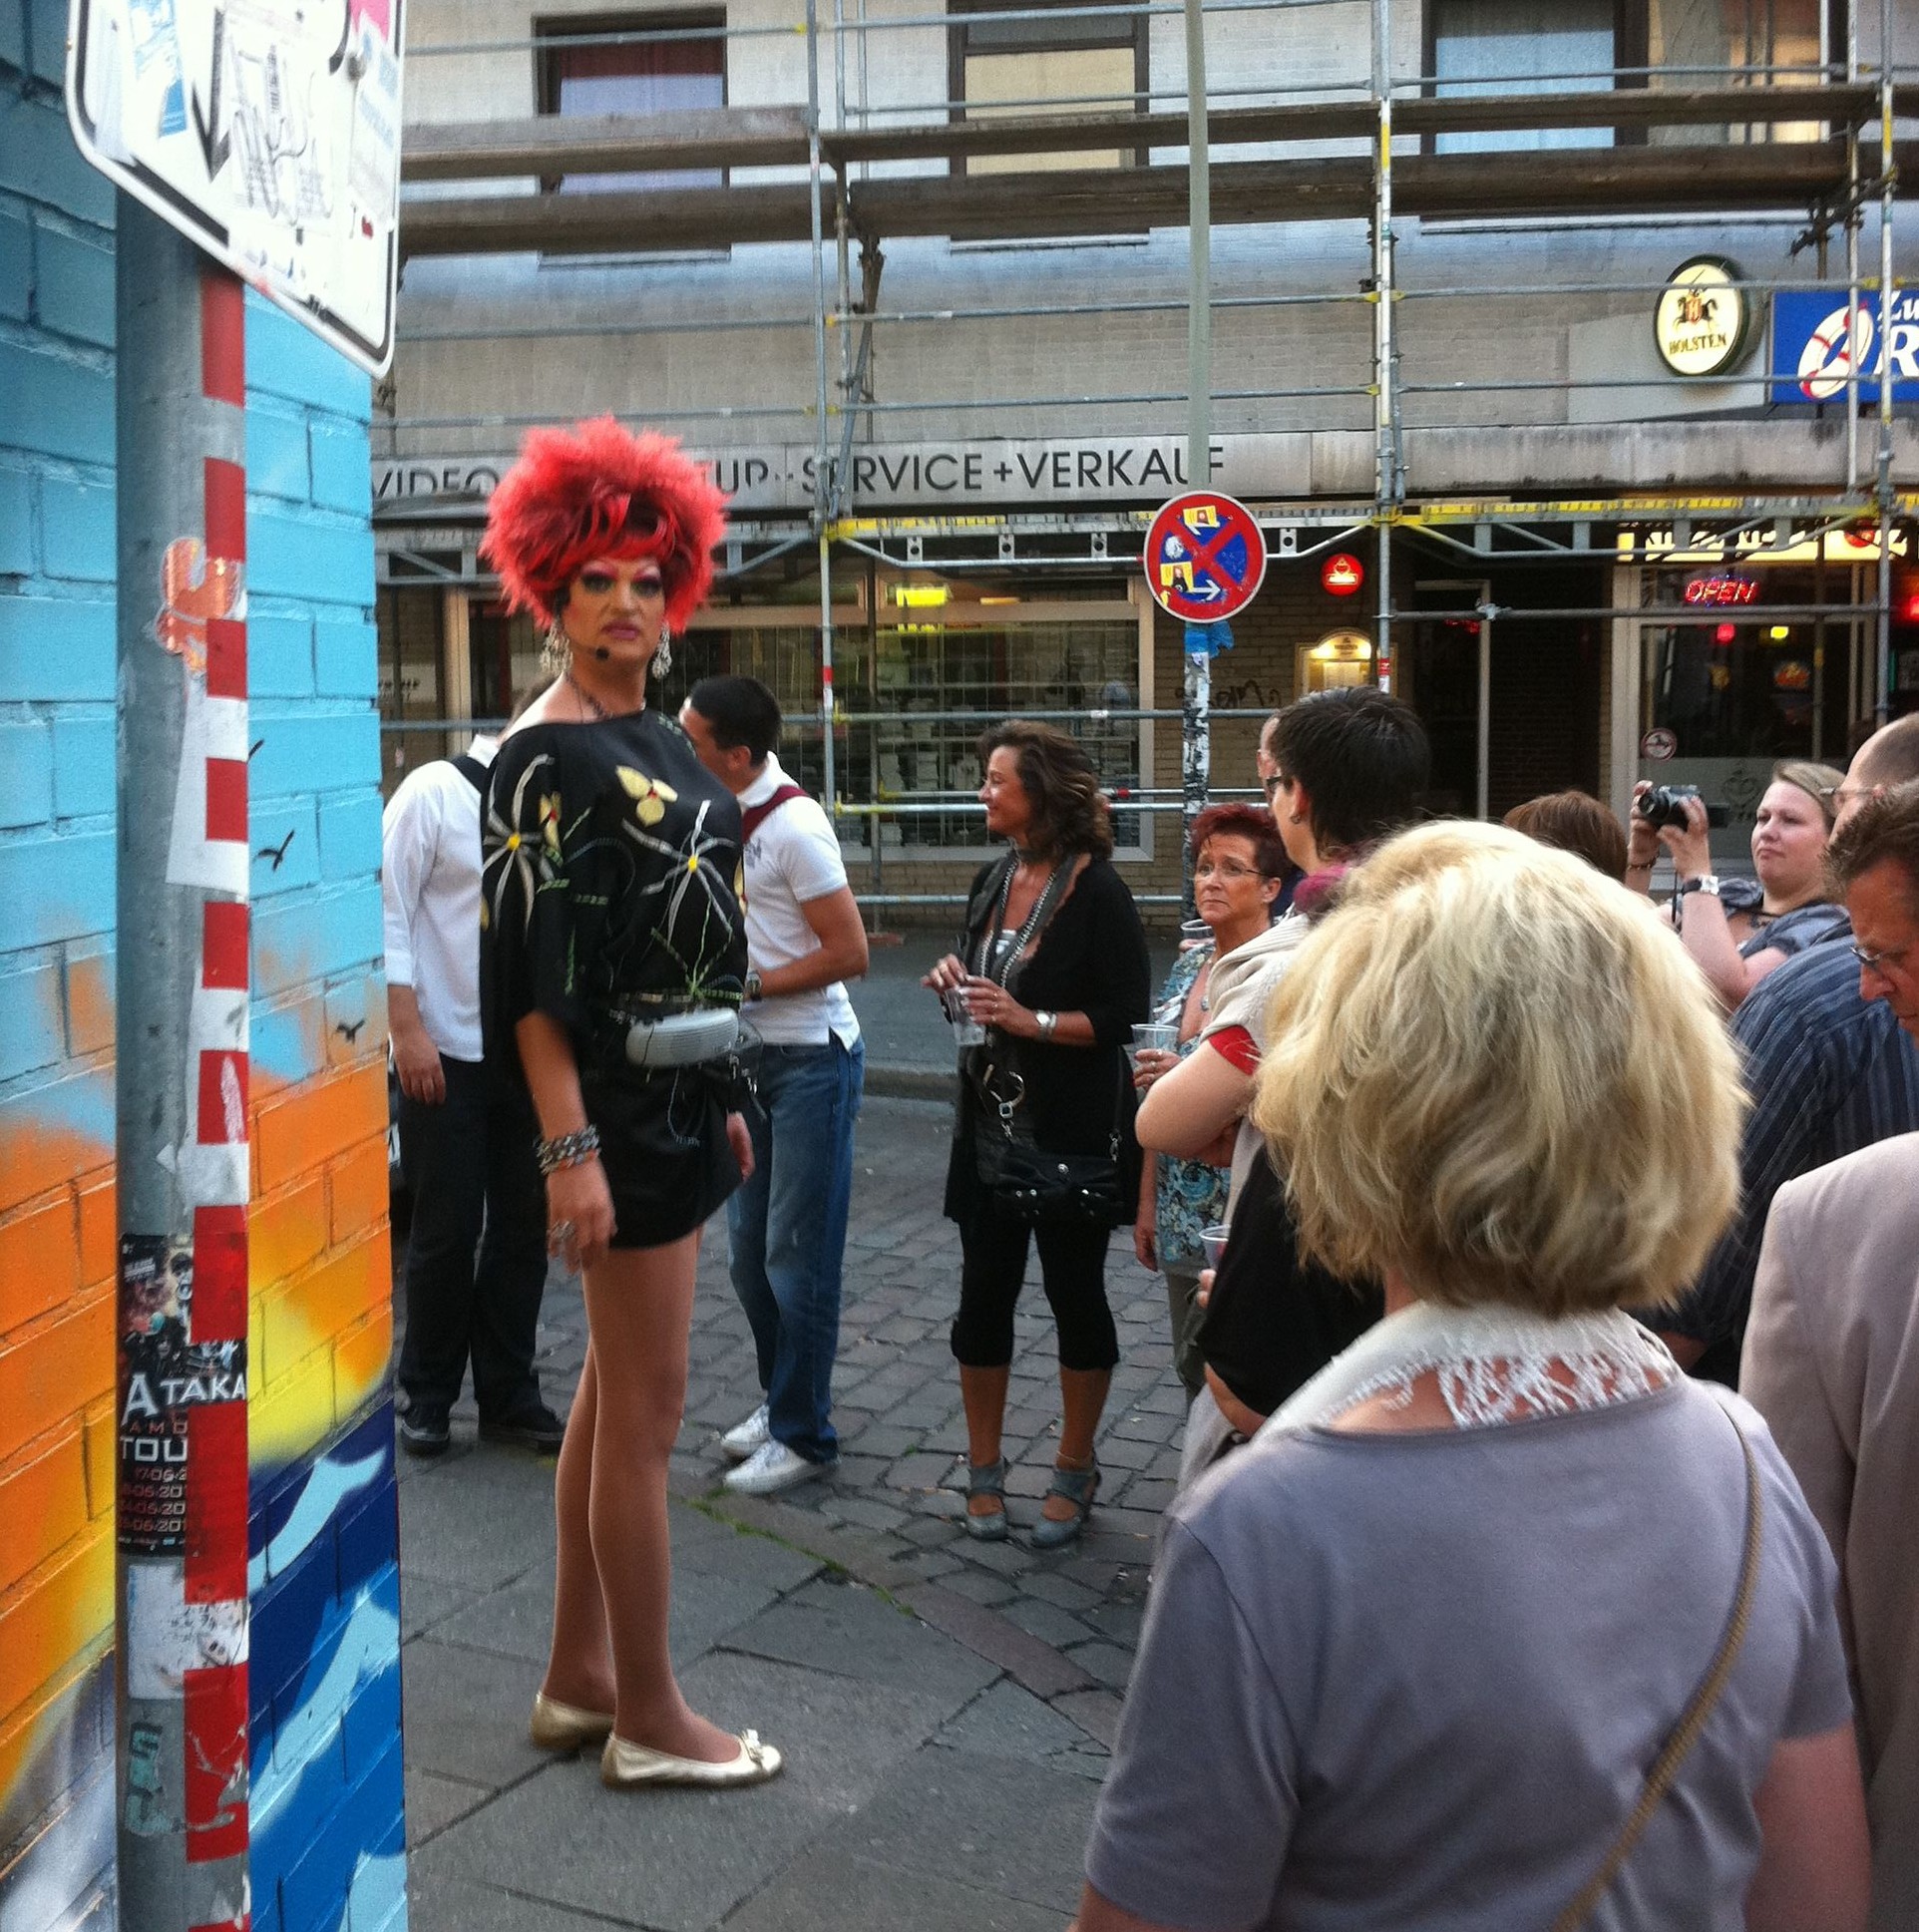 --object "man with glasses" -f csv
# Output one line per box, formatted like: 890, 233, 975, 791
1668, 714, 1919, 1382
1742, 778, 1919, 1929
